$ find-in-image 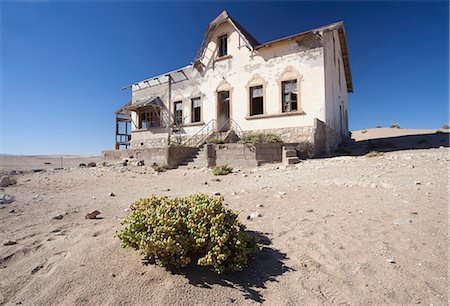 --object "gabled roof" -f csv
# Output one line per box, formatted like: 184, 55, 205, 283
194, 11, 353, 93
